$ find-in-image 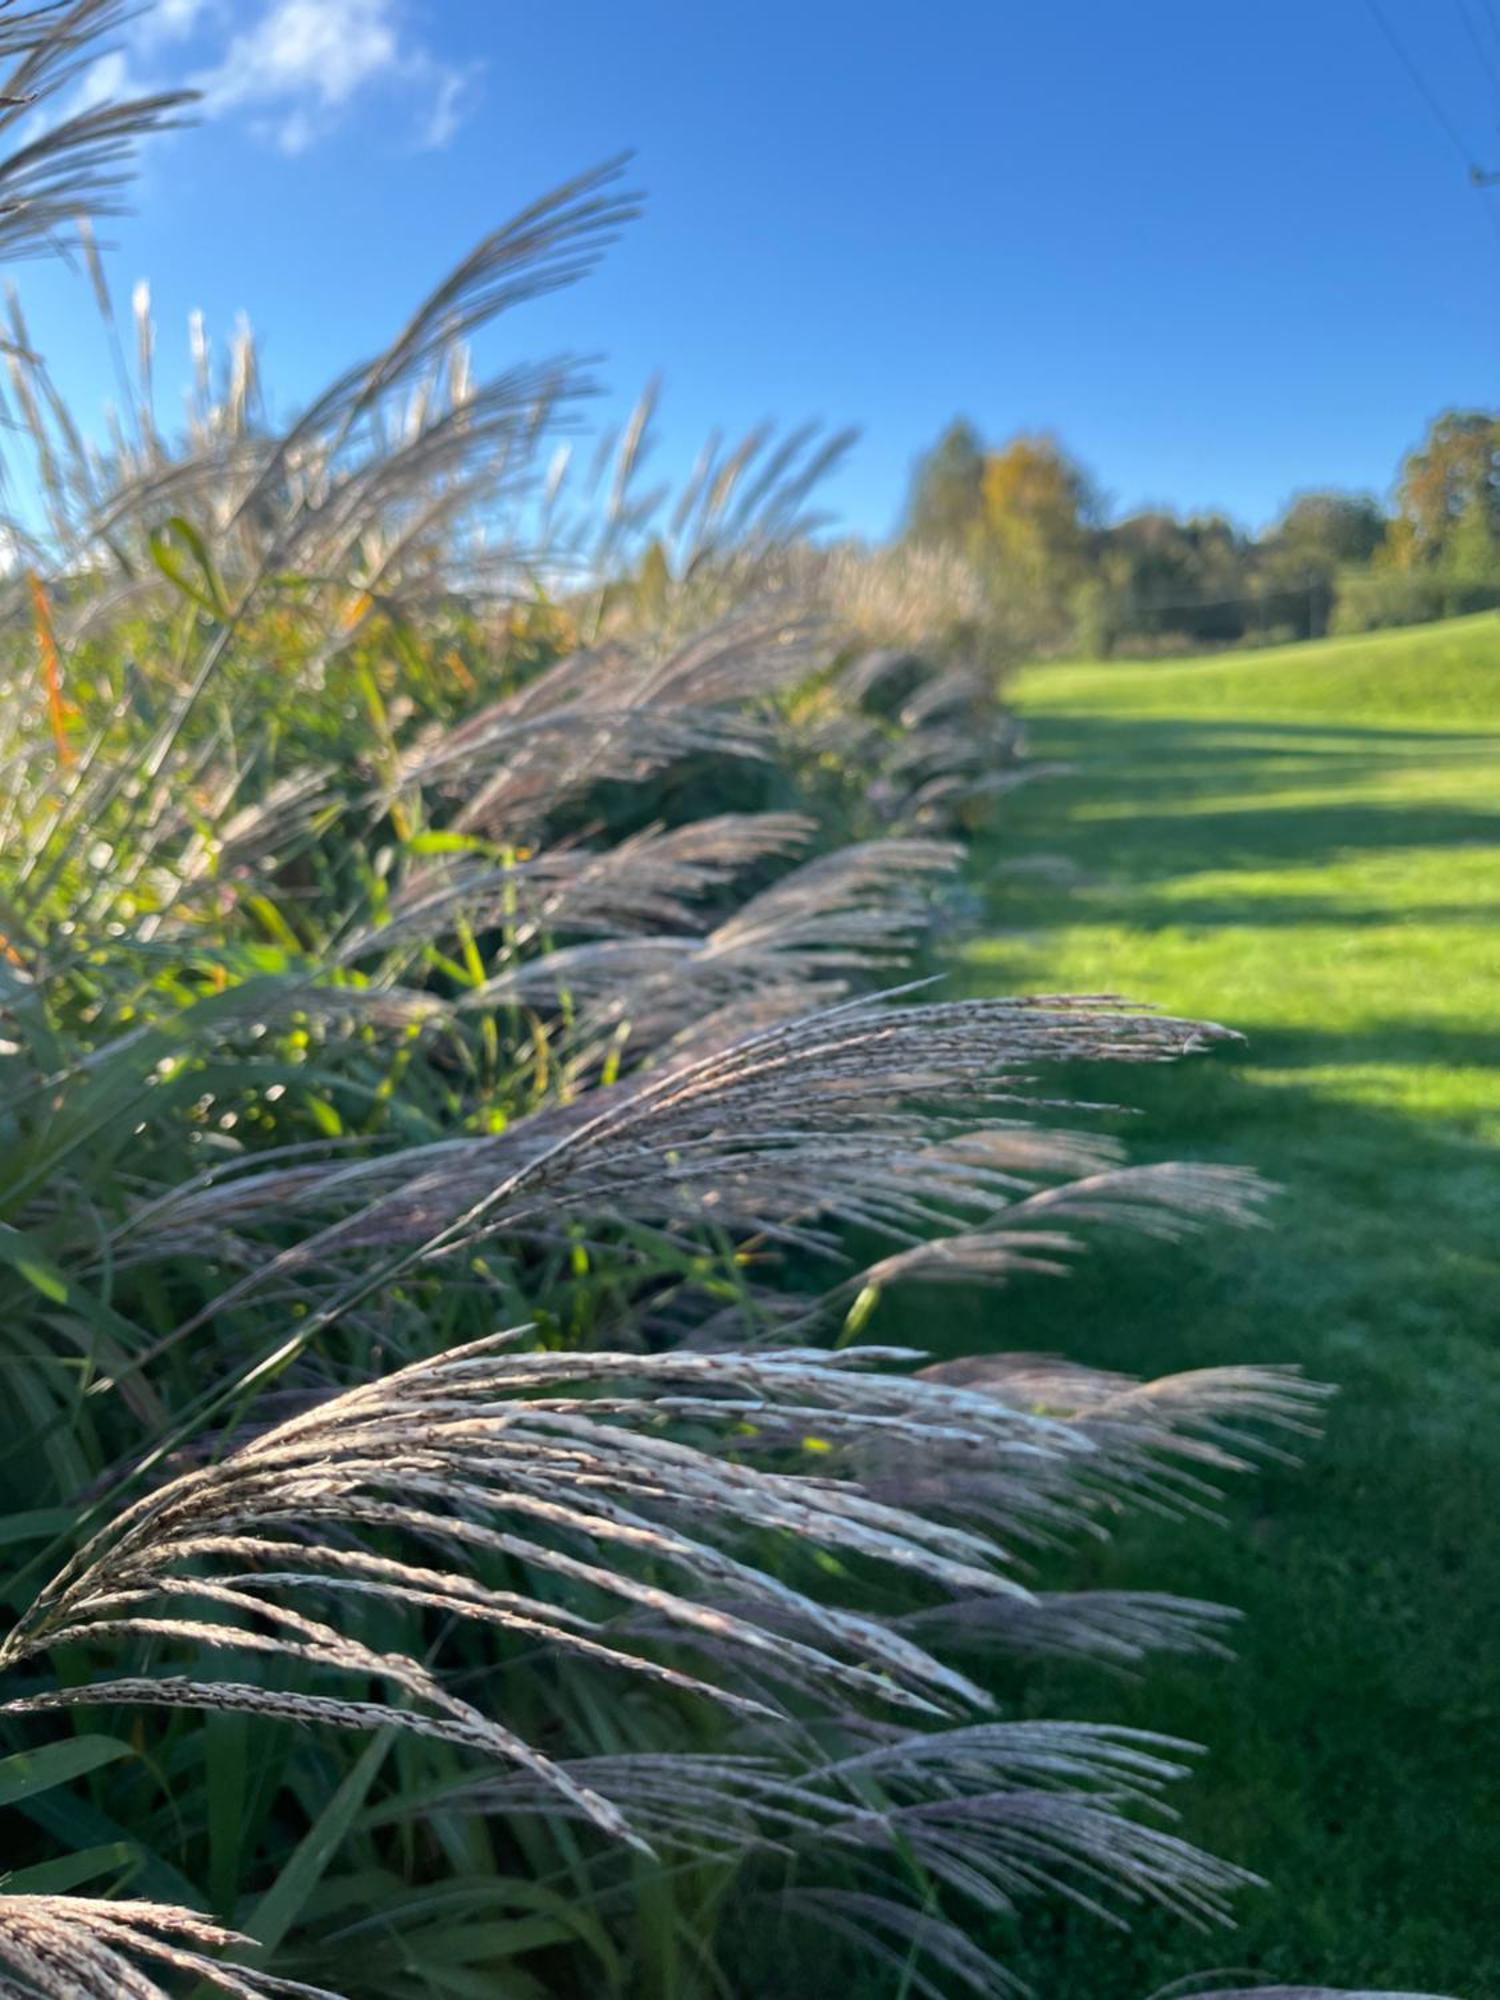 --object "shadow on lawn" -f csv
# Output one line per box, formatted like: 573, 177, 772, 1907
901, 696, 1500, 1999
1032, 700, 1500, 800
1082, 894, 1500, 931
1220, 1018, 1500, 1075
873, 1032, 1500, 2000
1019, 711, 1500, 882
